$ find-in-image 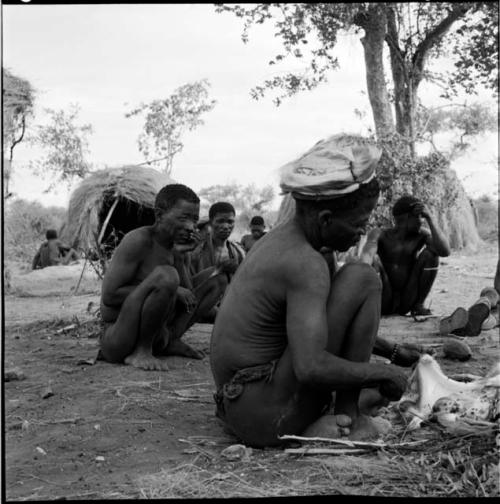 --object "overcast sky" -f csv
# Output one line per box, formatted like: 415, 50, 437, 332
3, 3, 498, 209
